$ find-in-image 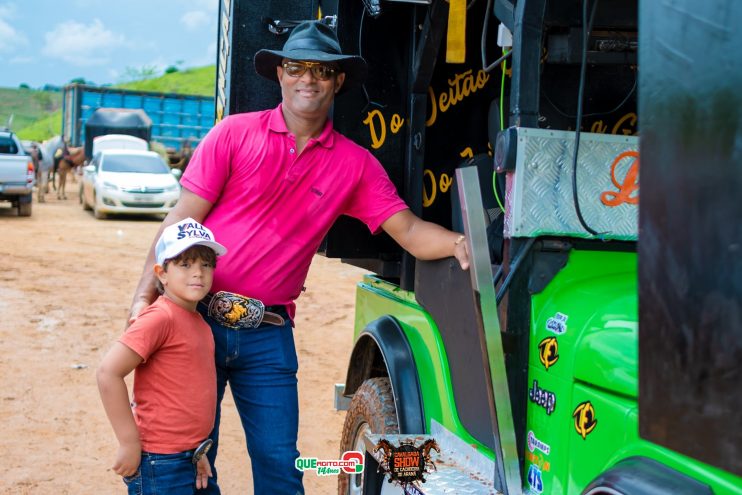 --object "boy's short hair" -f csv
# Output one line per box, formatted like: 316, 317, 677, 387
155, 245, 218, 294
